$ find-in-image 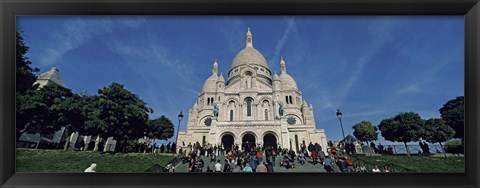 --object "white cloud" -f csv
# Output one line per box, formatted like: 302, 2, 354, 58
39, 17, 146, 66
269, 17, 298, 64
